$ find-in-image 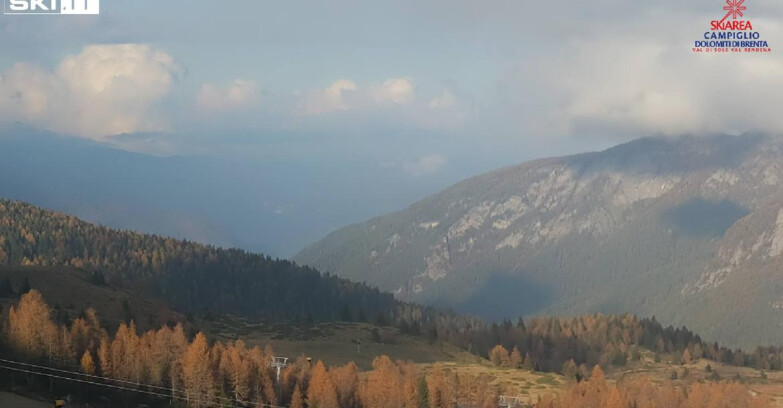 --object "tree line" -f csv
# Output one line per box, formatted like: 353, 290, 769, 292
437, 314, 783, 376
0, 290, 500, 408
